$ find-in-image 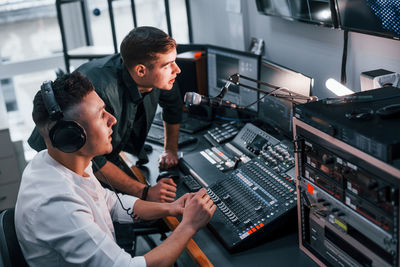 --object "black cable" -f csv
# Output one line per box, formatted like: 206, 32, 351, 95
92, 161, 136, 219
243, 87, 288, 109
243, 90, 269, 109
341, 30, 349, 85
